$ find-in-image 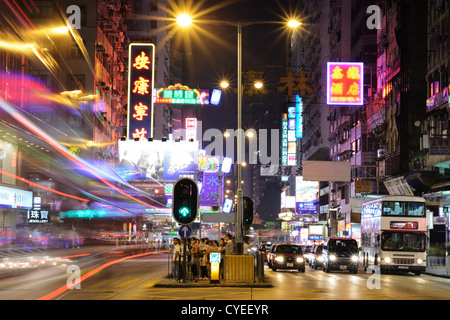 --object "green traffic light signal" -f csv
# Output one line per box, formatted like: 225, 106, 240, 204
172, 178, 198, 225
179, 207, 190, 217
